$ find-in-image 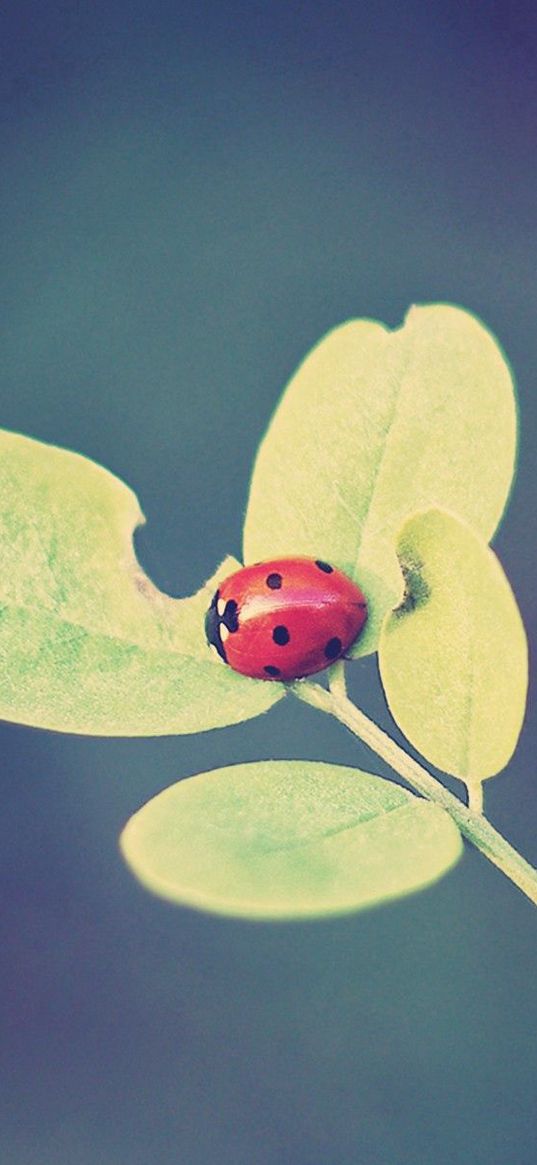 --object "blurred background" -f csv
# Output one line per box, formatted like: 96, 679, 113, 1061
1, 3, 536, 1163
